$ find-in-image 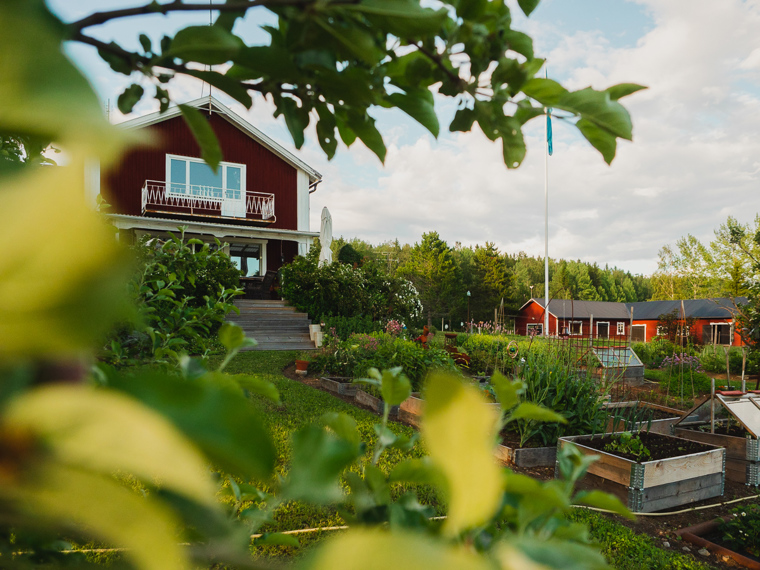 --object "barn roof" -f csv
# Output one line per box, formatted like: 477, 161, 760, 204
525, 298, 632, 319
